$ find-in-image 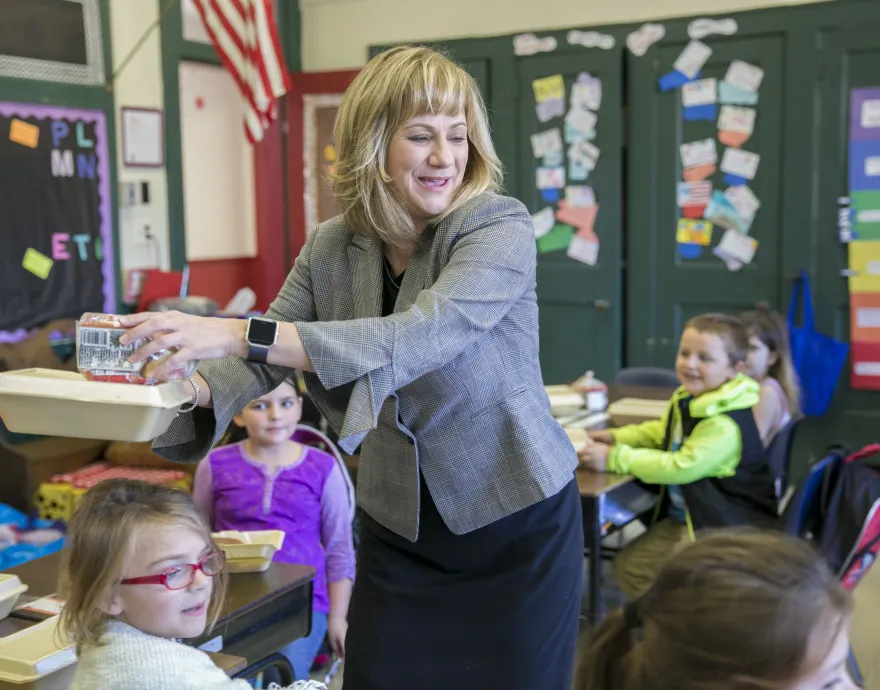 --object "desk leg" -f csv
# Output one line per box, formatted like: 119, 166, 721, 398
586, 494, 604, 626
